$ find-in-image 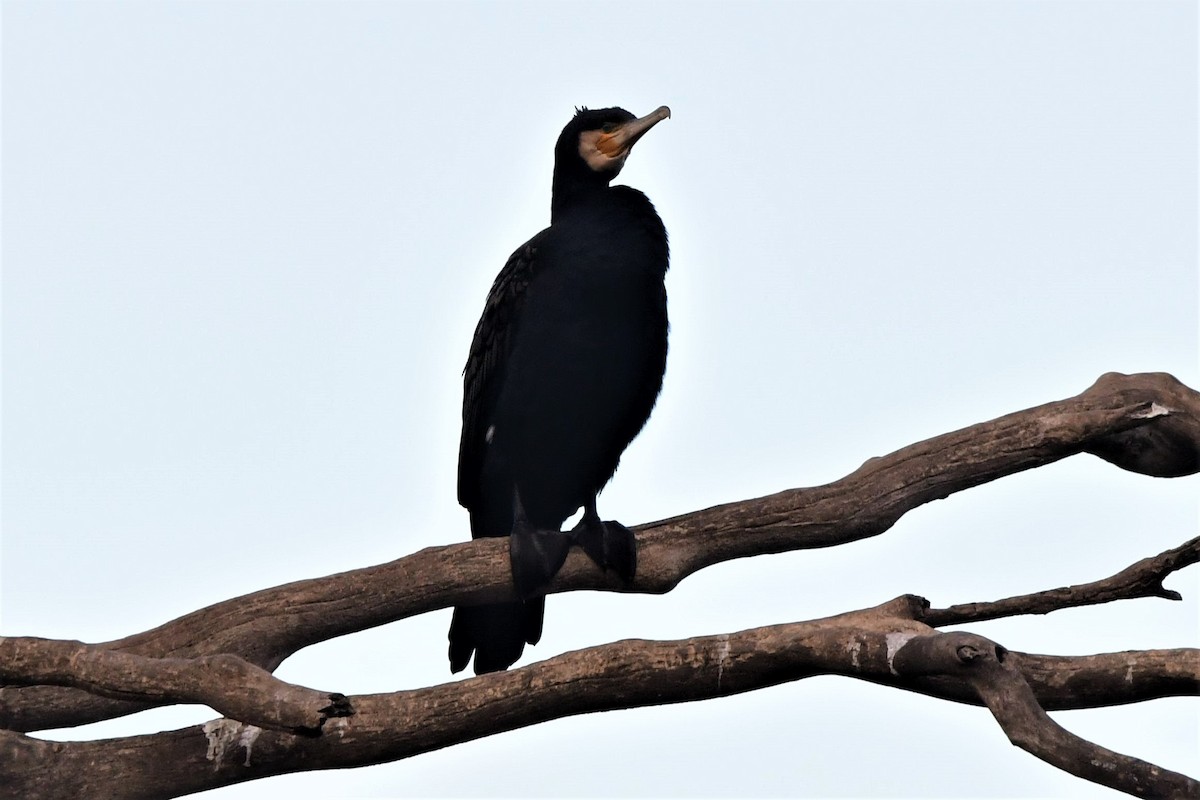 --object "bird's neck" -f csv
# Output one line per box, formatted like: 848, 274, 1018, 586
550, 172, 615, 223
